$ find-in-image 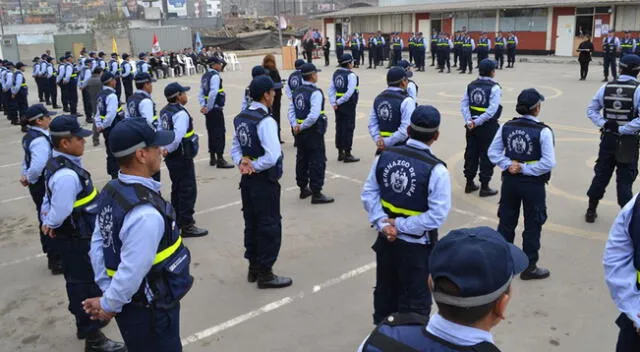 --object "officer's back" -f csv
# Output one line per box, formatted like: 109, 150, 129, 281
358, 226, 529, 352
